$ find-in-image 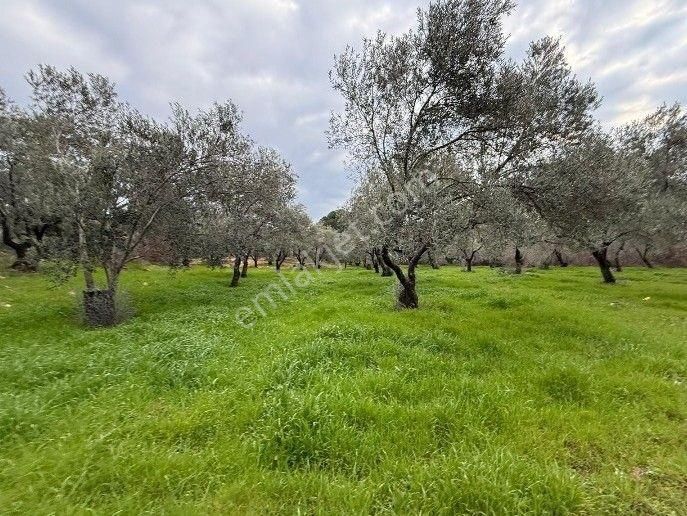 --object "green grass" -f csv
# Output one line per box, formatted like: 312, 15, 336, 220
0, 262, 686, 514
